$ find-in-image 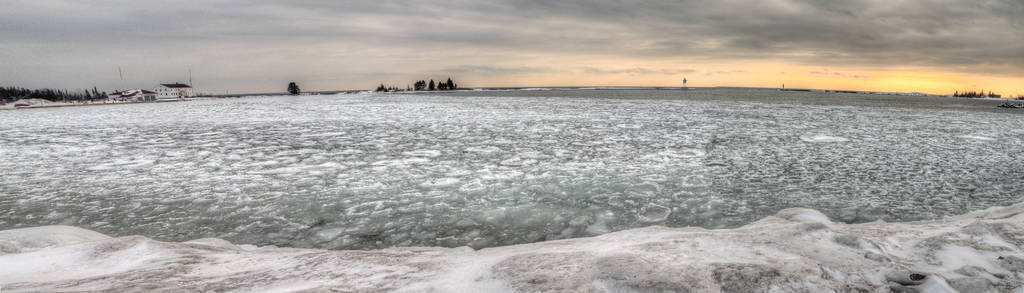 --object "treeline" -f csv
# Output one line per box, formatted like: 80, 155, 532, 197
1, 86, 108, 103
375, 84, 403, 92
953, 90, 1000, 98
376, 78, 458, 92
